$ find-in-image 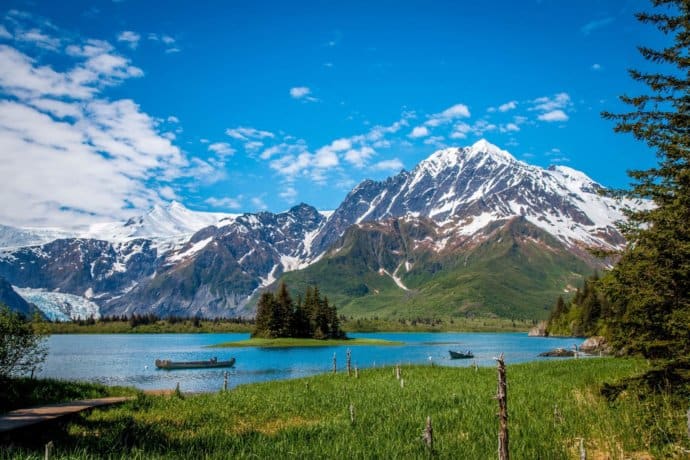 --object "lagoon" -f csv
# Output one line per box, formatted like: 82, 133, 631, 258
39, 332, 584, 393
